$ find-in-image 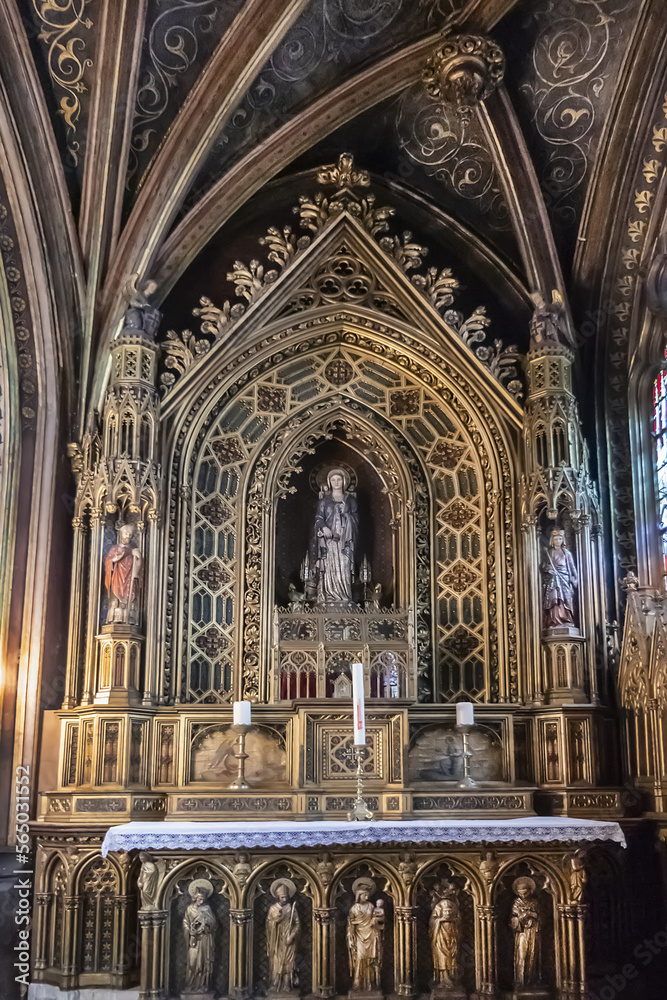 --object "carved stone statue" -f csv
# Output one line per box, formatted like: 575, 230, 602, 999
308, 468, 358, 609
398, 852, 418, 887
347, 877, 384, 994
137, 852, 159, 909
232, 851, 252, 888
430, 880, 463, 993
529, 291, 566, 347
511, 877, 540, 991
316, 852, 335, 887
541, 529, 578, 630
183, 878, 217, 997
266, 878, 300, 995
122, 273, 161, 339
104, 524, 143, 624
567, 851, 587, 903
